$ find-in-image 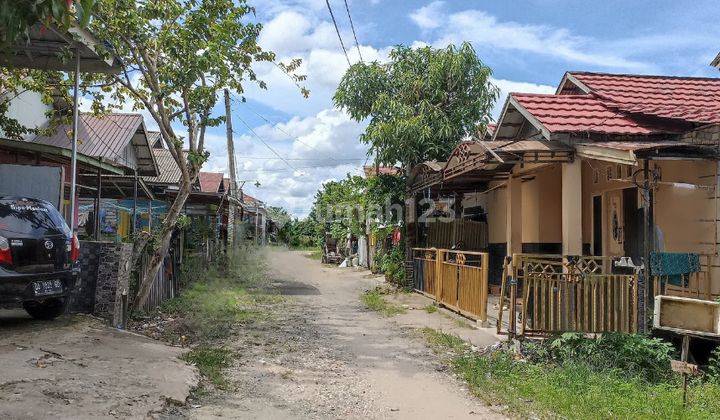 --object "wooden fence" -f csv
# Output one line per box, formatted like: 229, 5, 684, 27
412, 248, 490, 322
497, 254, 639, 337
138, 234, 182, 312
